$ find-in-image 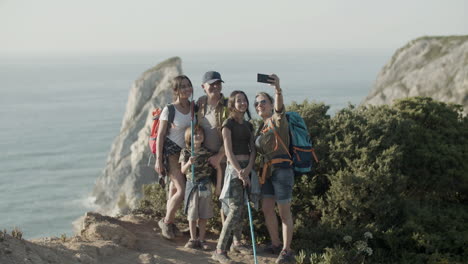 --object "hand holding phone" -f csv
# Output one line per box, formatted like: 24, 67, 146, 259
257, 73, 273, 84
